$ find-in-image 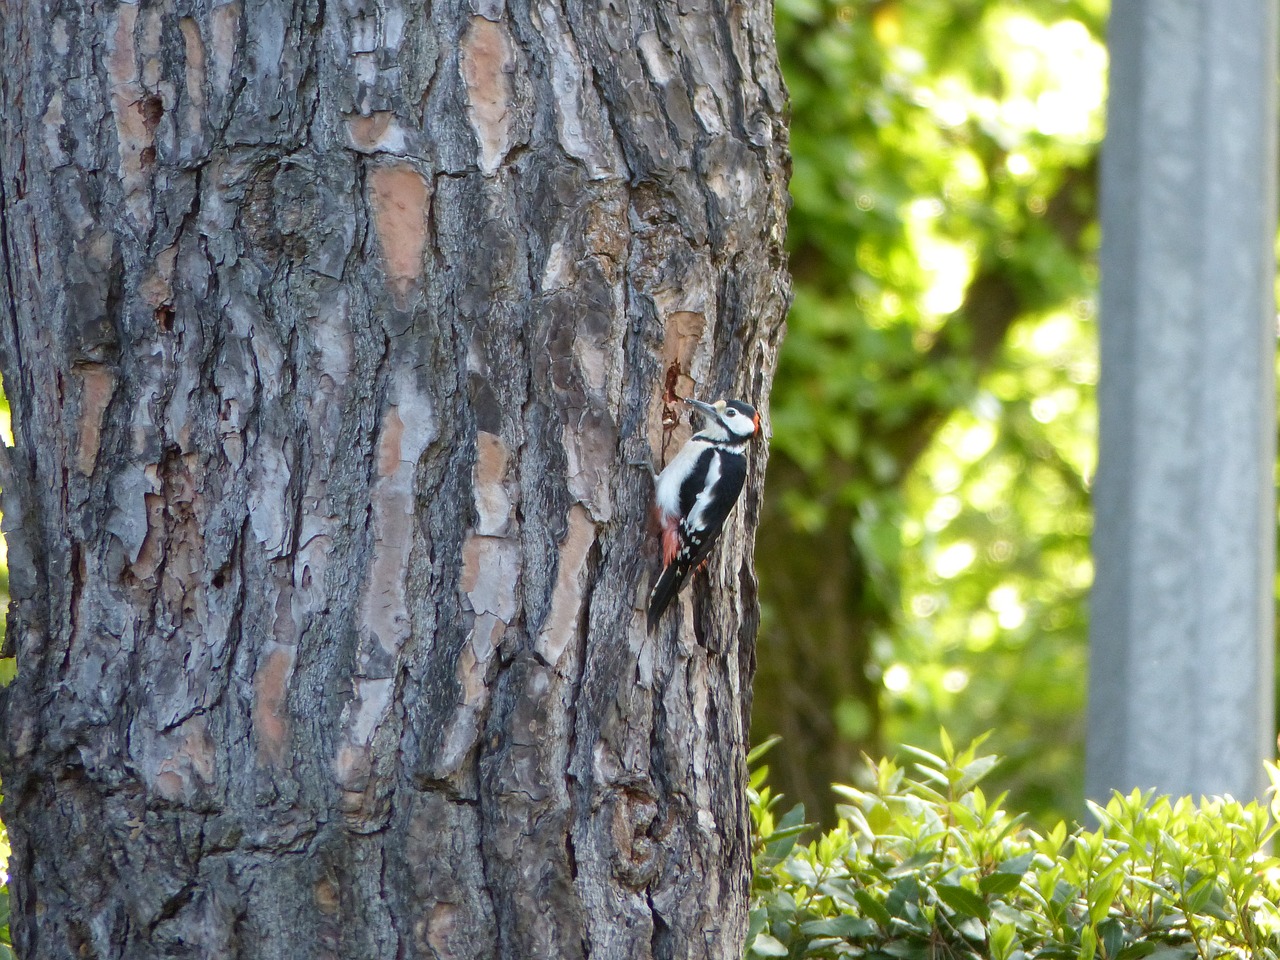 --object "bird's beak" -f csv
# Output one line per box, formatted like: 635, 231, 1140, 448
684, 398, 720, 419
